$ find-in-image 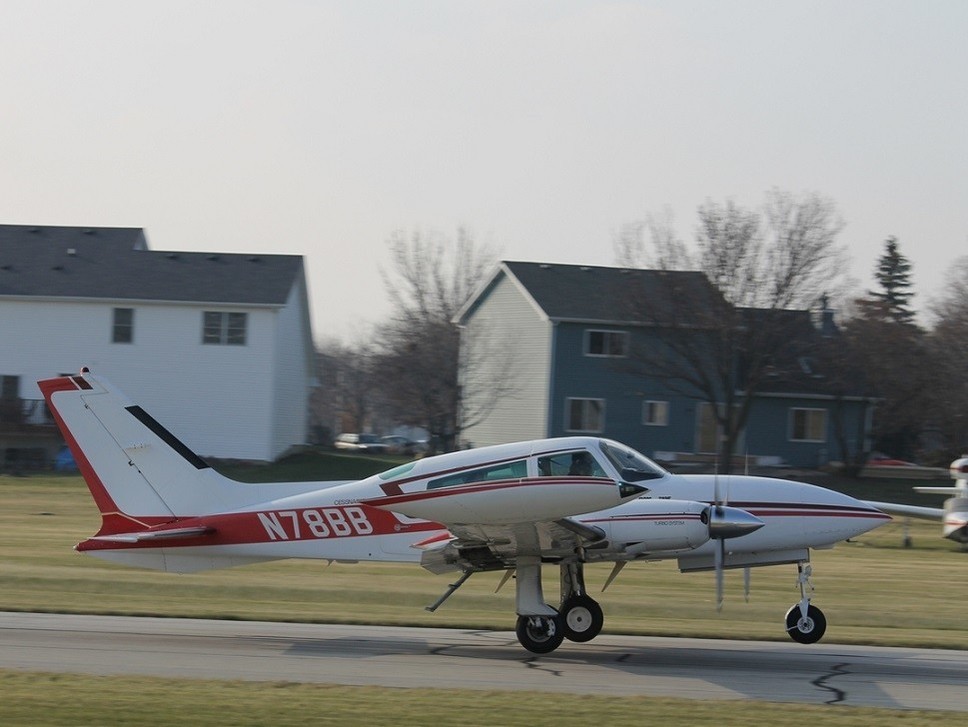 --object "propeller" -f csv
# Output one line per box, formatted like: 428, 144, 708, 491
704, 436, 764, 610
713, 466, 726, 611
706, 473, 764, 611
